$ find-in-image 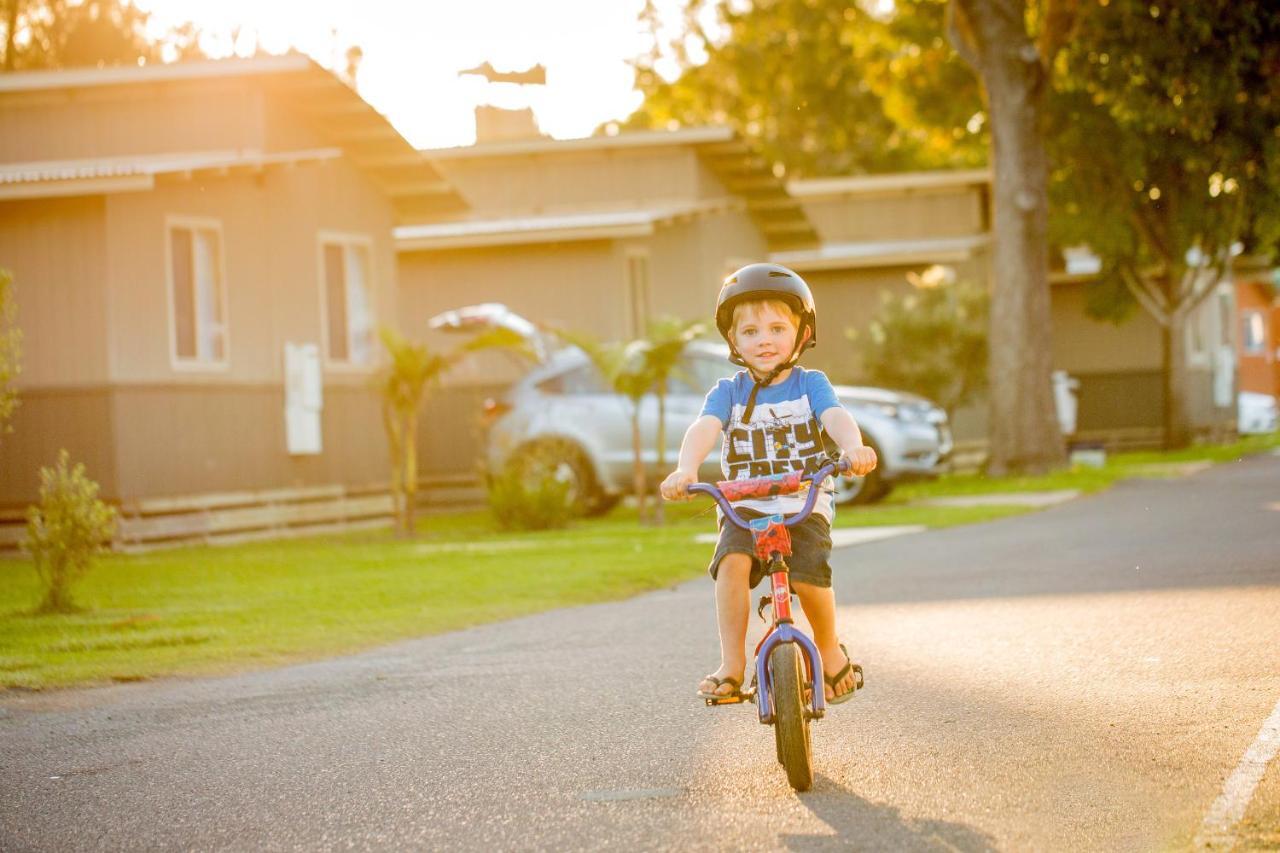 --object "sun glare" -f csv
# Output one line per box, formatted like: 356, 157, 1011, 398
132, 0, 697, 149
